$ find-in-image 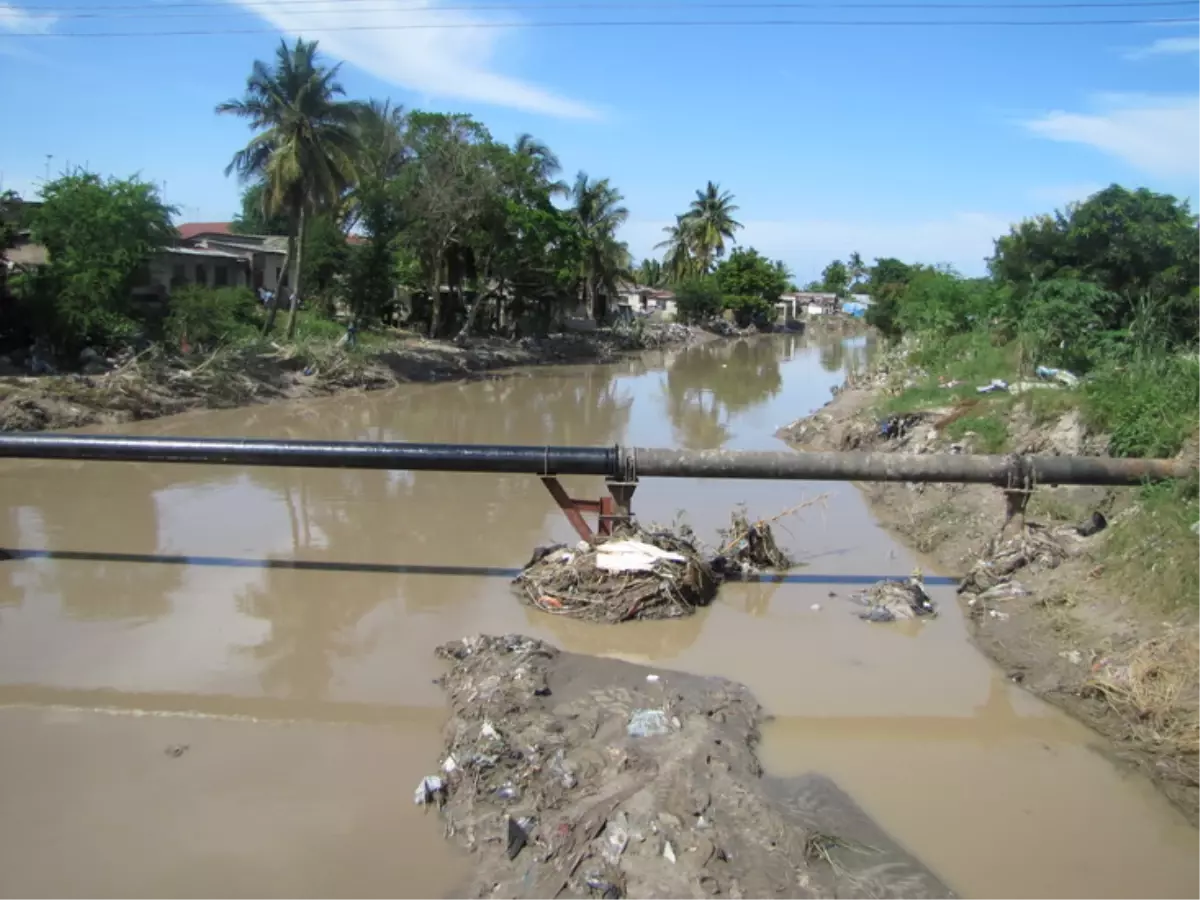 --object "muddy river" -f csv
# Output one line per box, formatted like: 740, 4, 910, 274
0, 335, 1195, 898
